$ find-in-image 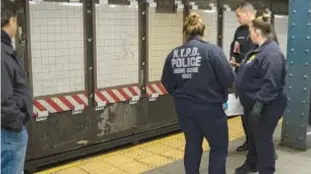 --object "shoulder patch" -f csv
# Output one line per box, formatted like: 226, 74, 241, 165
246, 55, 256, 64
